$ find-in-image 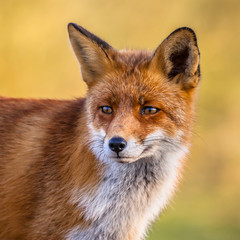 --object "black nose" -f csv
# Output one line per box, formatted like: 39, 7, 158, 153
109, 137, 127, 154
